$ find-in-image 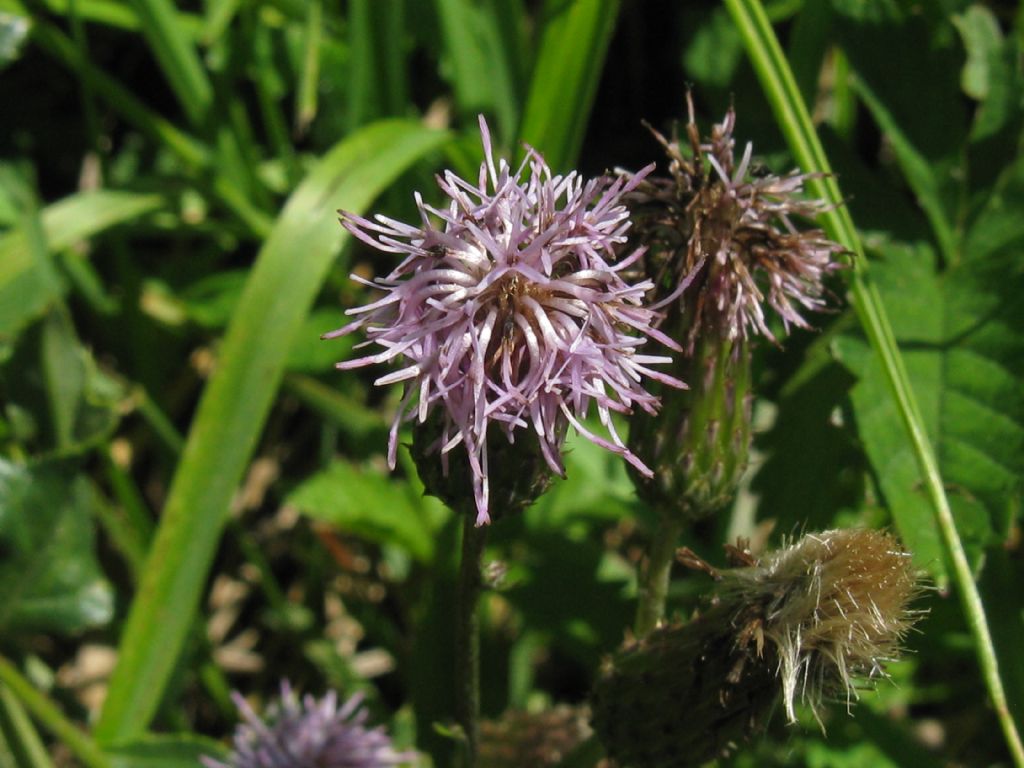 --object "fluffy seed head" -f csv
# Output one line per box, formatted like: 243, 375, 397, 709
590, 529, 920, 766
328, 117, 684, 524
201, 681, 415, 768
720, 528, 920, 722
